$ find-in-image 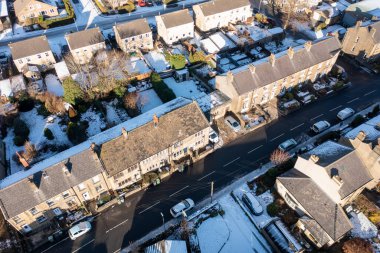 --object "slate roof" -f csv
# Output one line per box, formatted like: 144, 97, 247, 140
196, 0, 251, 17
100, 102, 209, 176
9, 36, 52, 60
158, 9, 193, 29
223, 36, 341, 95
65, 27, 104, 50
298, 217, 331, 246
115, 18, 152, 39
278, 169, 352, 242
0, 149, 103, 219
301, 141, 352, 167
